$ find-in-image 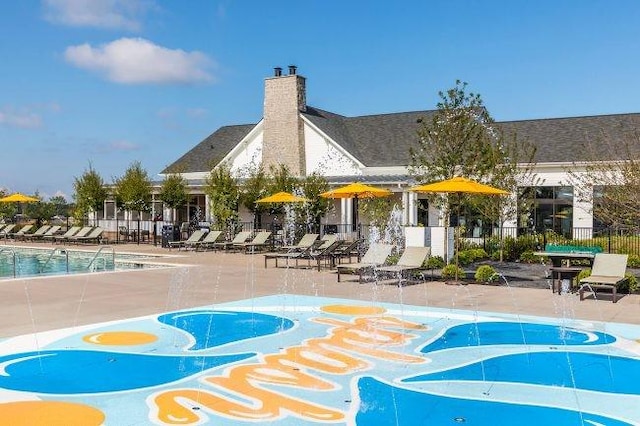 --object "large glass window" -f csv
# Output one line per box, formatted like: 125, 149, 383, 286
518, 186, 573, 237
